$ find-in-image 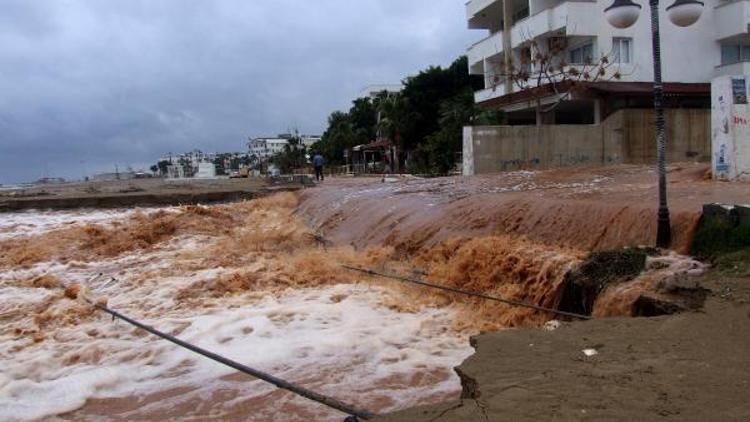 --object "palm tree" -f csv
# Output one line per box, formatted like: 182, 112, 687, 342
374, 91, 409, 145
